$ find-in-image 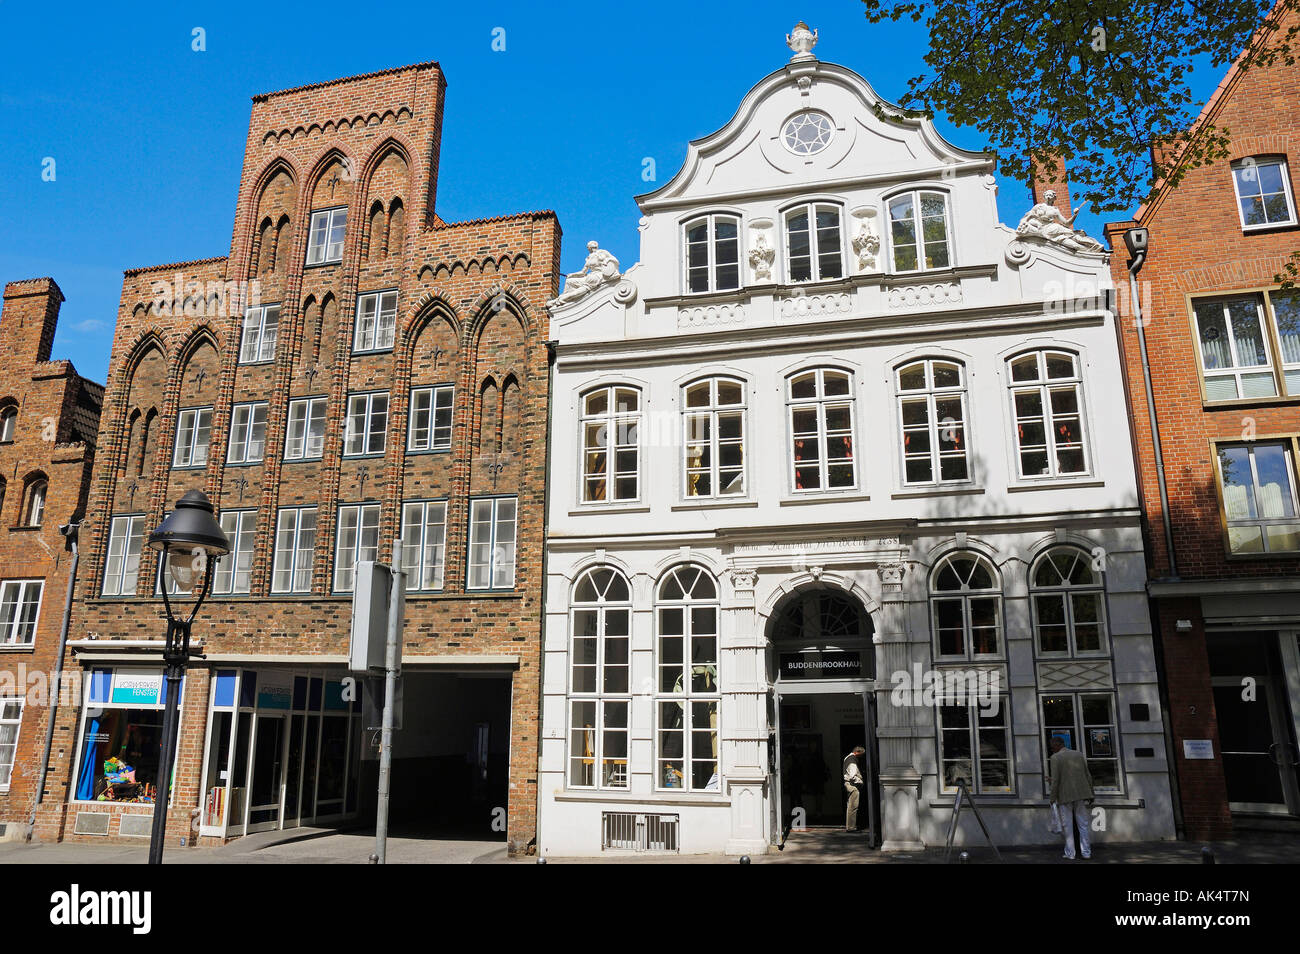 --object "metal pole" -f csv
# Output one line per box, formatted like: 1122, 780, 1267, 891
148, 618, 186, 865
33, 524, 79, 818
374, 537, 404, 864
